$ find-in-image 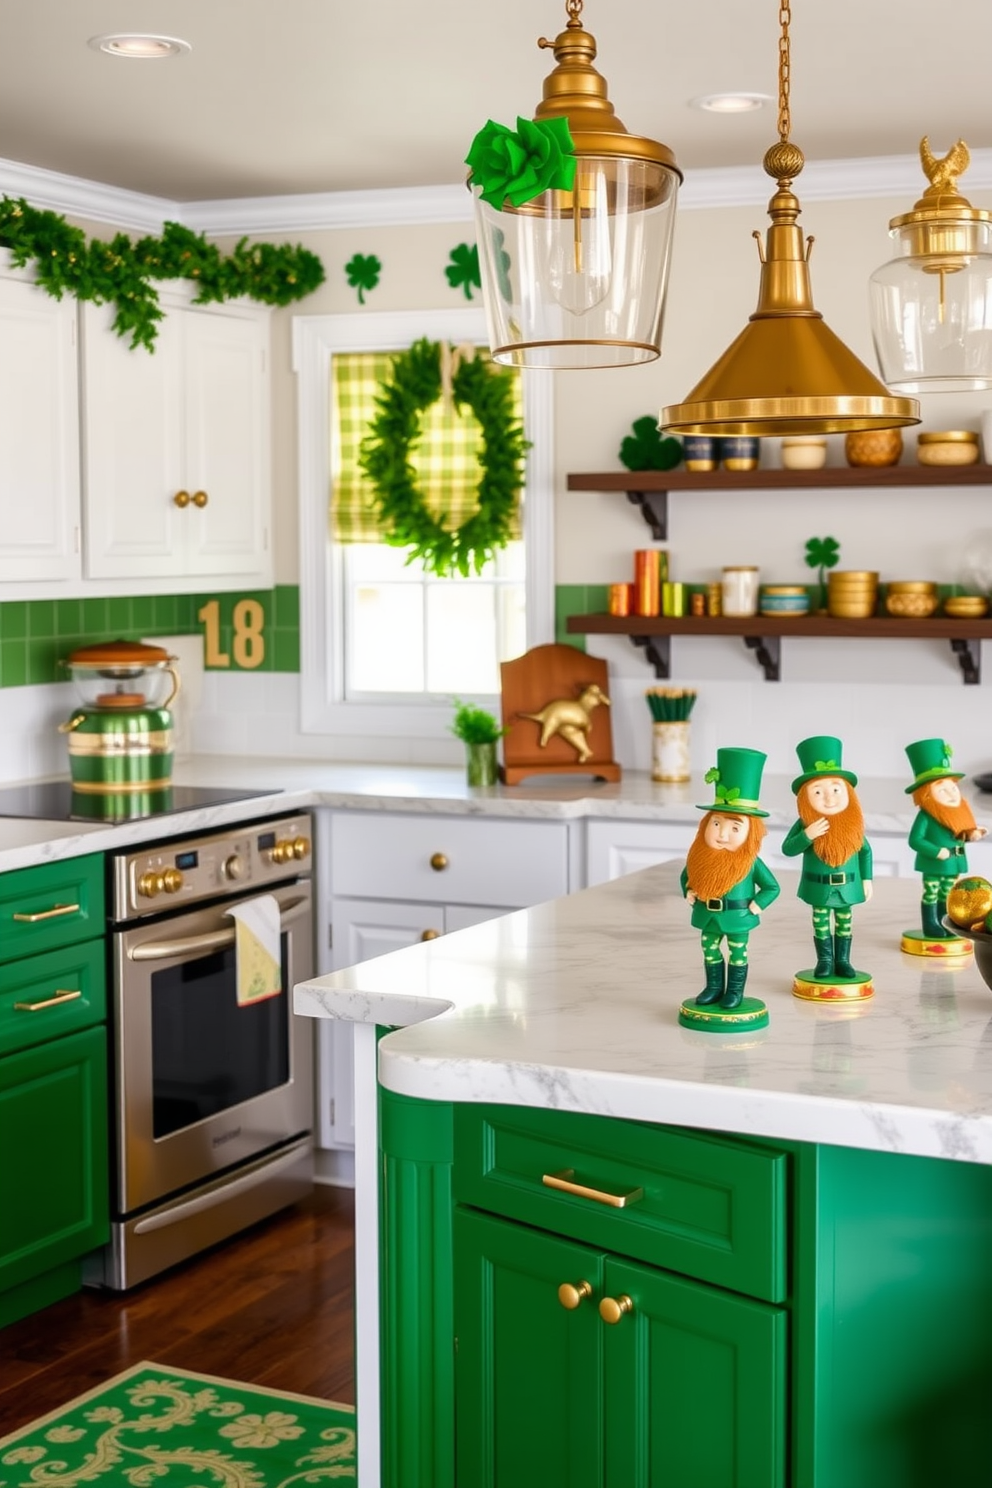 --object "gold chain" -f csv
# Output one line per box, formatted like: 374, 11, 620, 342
777, 0, 791, 143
